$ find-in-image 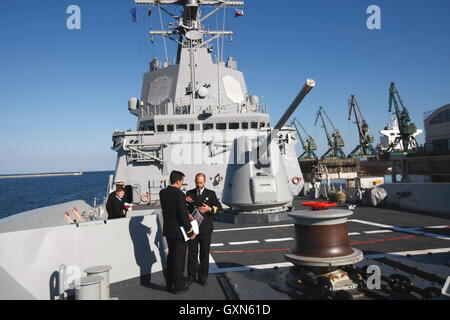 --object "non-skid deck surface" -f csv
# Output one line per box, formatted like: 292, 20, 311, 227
113, 197, 450, 300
